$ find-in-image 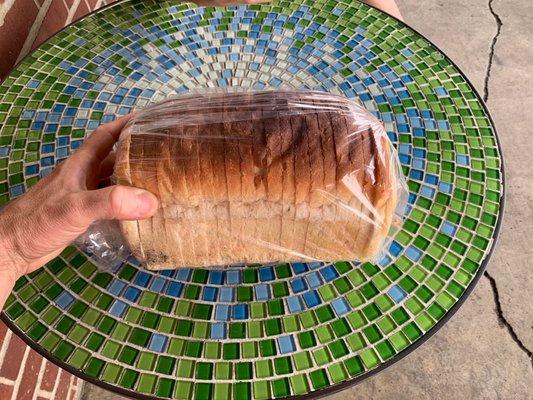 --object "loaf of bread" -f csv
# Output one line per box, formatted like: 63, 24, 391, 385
114, 90, 402, 270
